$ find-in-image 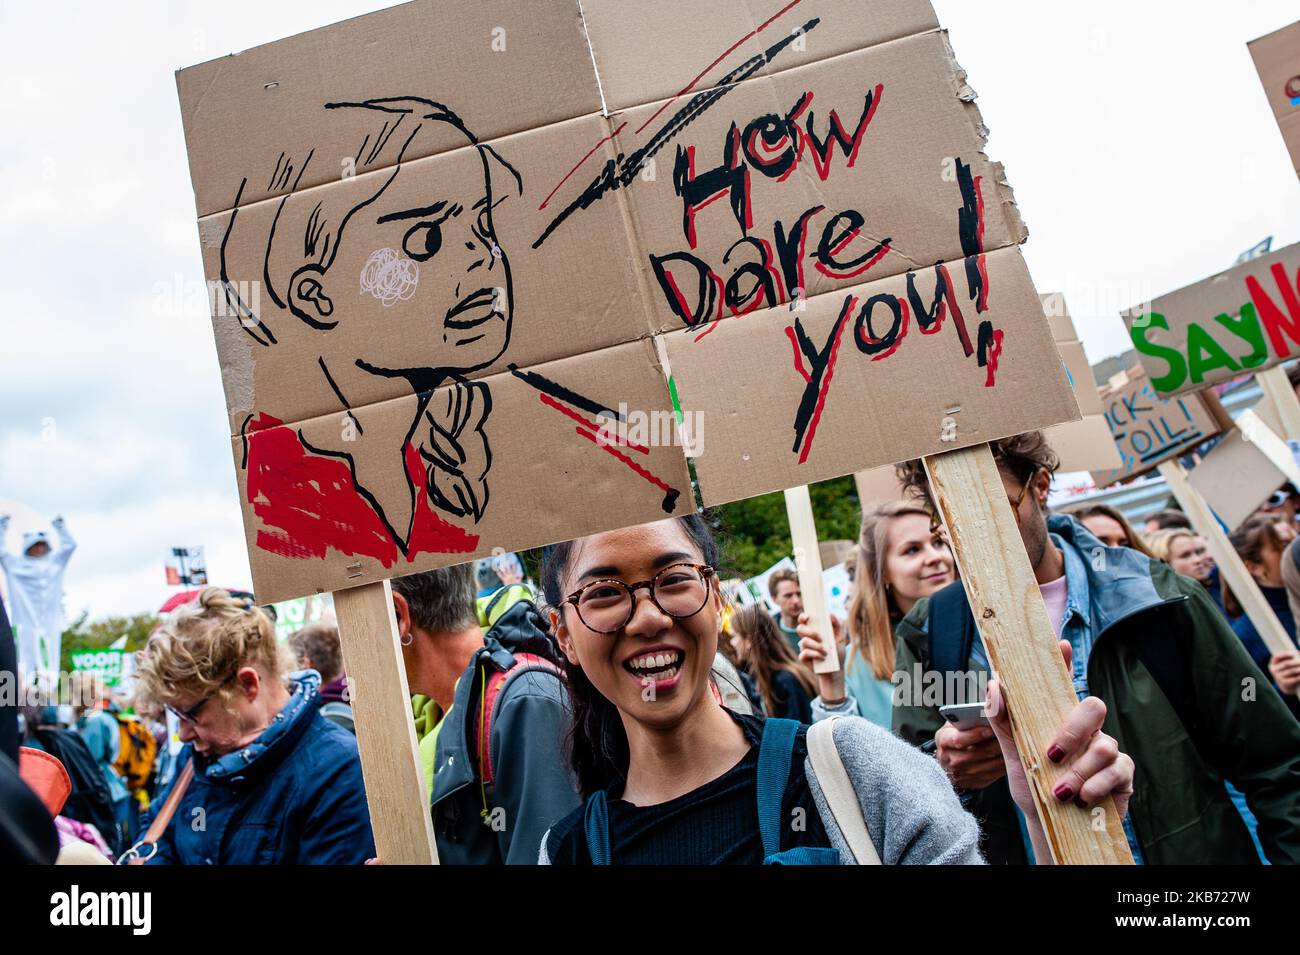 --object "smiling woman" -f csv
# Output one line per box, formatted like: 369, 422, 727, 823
536, 515, 986, 865
538, 514, 1138, 865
